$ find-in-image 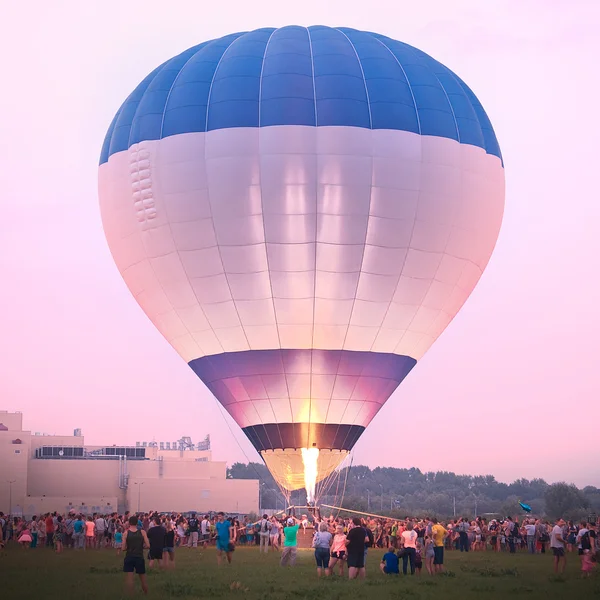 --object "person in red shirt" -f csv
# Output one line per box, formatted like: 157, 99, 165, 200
45, 514, 55, 547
